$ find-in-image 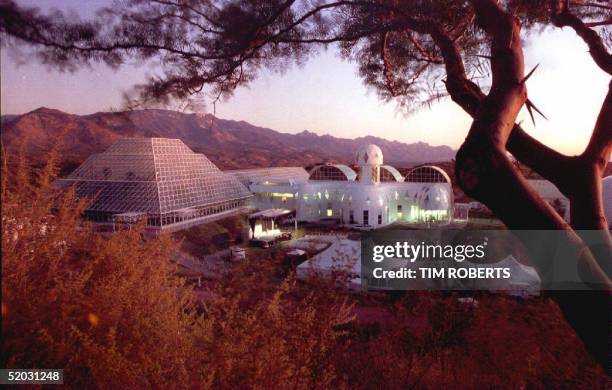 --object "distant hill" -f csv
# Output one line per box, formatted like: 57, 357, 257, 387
1, 107, 455, 172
